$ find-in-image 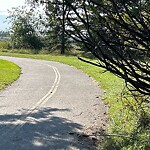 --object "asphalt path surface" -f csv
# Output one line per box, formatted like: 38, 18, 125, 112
0, 56, 106, 150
